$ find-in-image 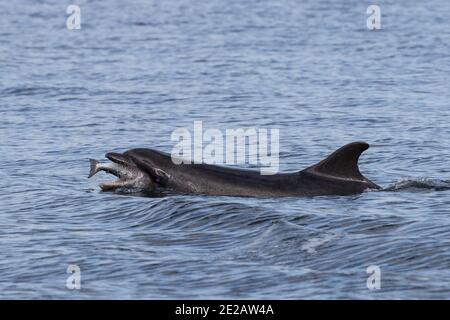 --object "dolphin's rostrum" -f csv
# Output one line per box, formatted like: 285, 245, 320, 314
89, 142, 380, 197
